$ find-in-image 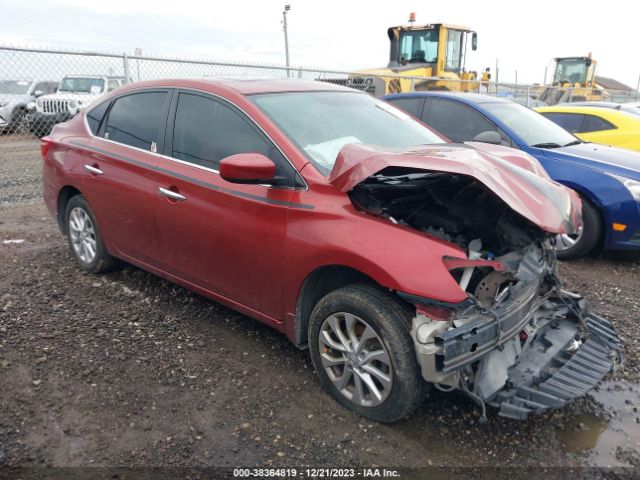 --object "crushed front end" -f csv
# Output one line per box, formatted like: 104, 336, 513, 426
349, 165, 622, 420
